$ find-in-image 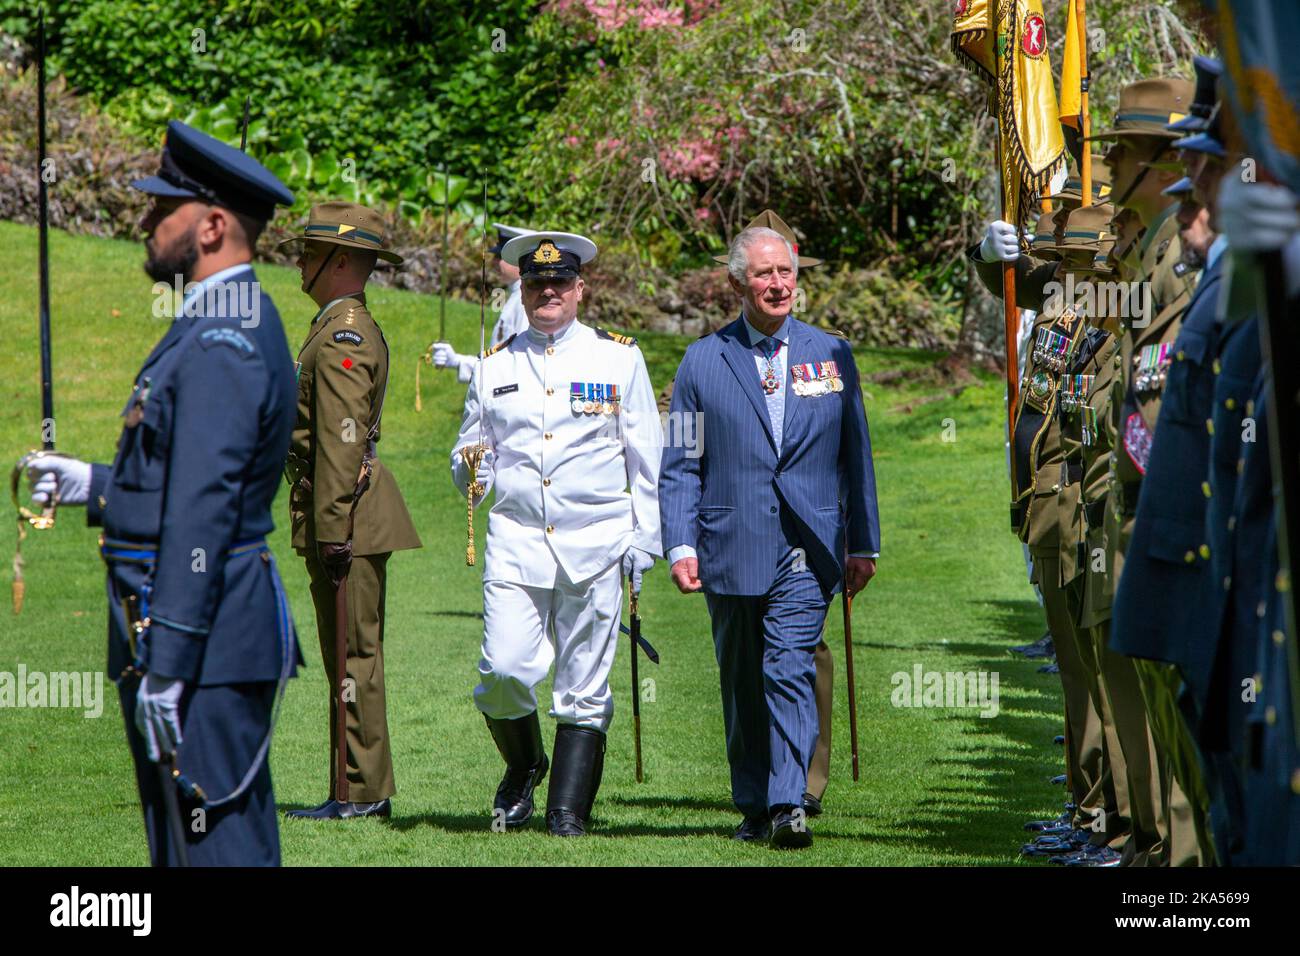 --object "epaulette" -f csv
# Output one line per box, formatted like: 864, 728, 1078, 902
482, 333, 516, 358
827, 328, 848, 339
596, 327, 638, 346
